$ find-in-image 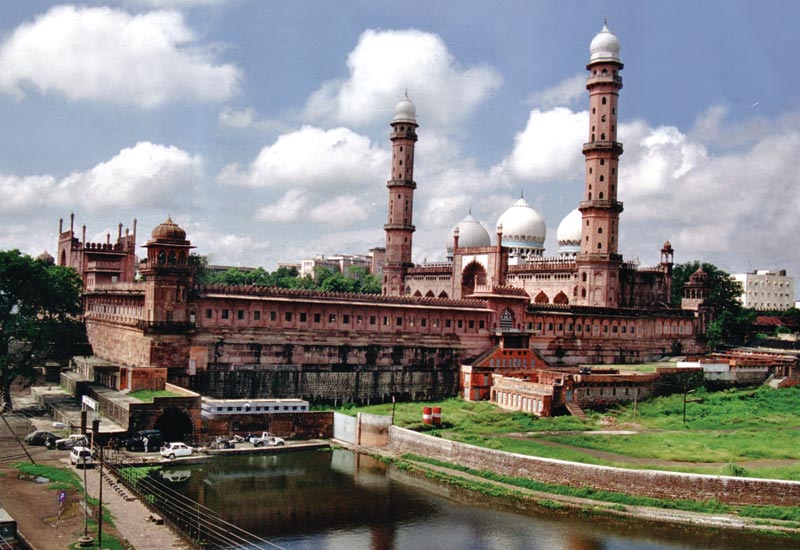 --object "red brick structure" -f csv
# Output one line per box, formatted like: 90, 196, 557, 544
71, 24, 708, 412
